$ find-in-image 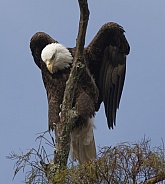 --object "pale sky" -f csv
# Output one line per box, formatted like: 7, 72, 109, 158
0, 1, 165, 183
